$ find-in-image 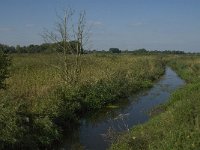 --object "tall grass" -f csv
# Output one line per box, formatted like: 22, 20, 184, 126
0, 53, 165, 149
110, 55, 200, 150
